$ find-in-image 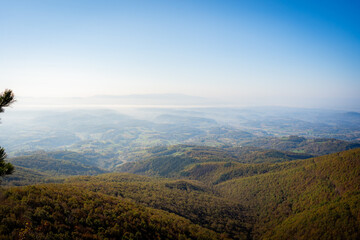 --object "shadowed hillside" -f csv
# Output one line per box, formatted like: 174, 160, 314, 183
8, 151, 108, 176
